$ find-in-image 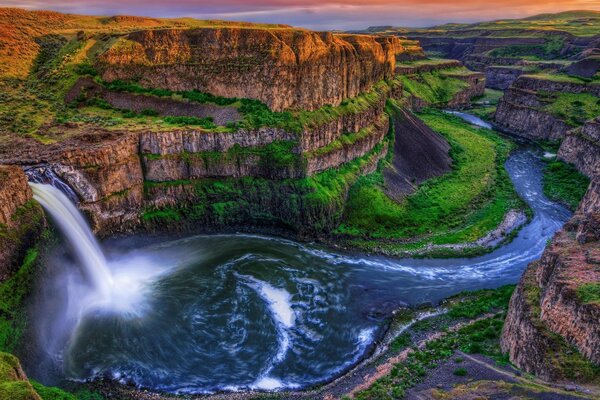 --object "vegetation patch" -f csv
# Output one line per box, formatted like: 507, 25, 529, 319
336, 109, 524, 255
400, 70, 469, 105
542, 160, 590, 211
142, 141, 386, 233
538, 92, 600, 127
576, 283, 600, 304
